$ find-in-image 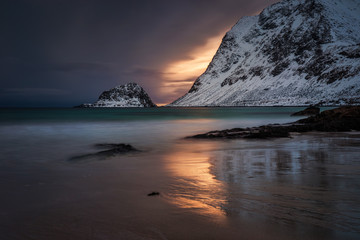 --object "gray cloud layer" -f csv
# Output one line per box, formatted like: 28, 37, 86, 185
0, 0, 279, 107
